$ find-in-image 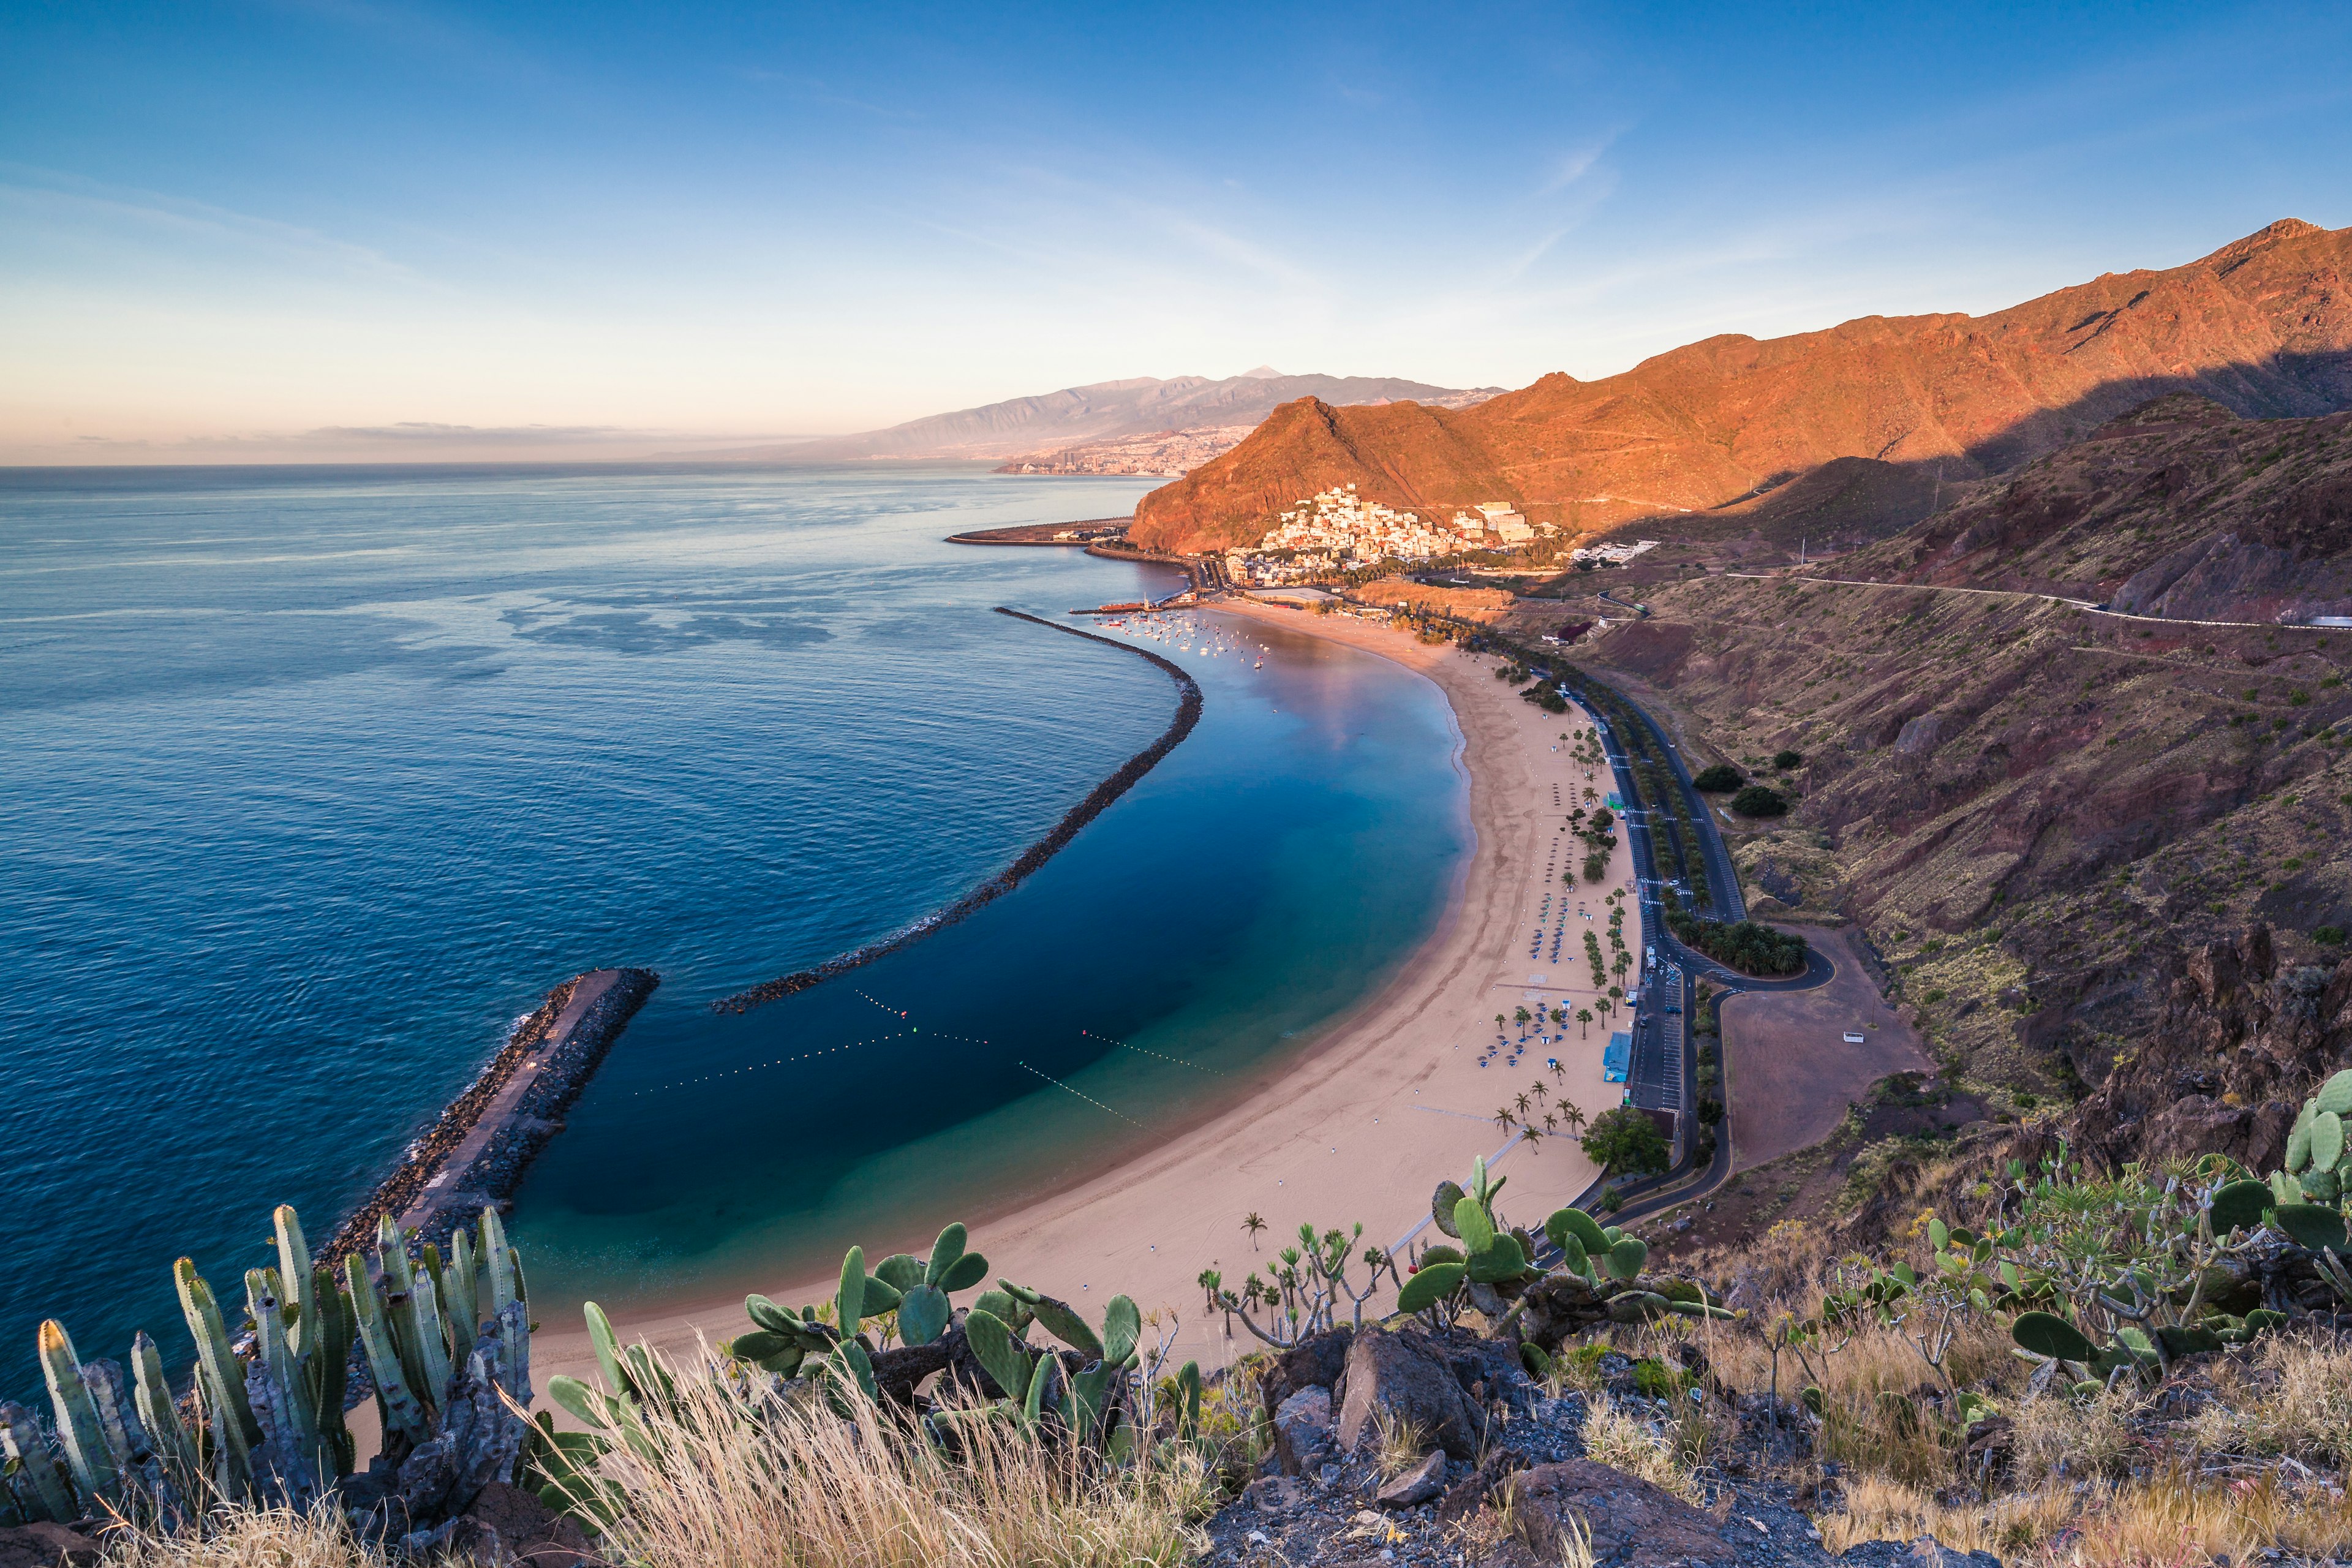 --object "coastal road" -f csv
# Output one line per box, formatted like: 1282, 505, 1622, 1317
1550, 665, 1831, 1216
1722, 570, 2335, 635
